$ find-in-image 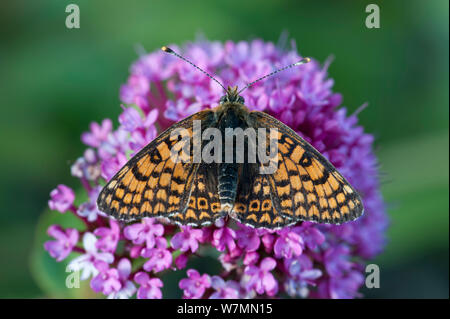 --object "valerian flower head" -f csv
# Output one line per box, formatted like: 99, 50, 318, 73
44, 39, 388, 299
